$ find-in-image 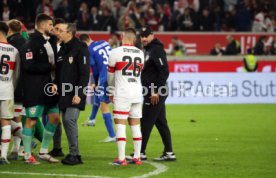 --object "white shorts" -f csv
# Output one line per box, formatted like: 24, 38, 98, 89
14, 103, 24, 117
113, 99, 142, 119
0, 99, 14, 119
